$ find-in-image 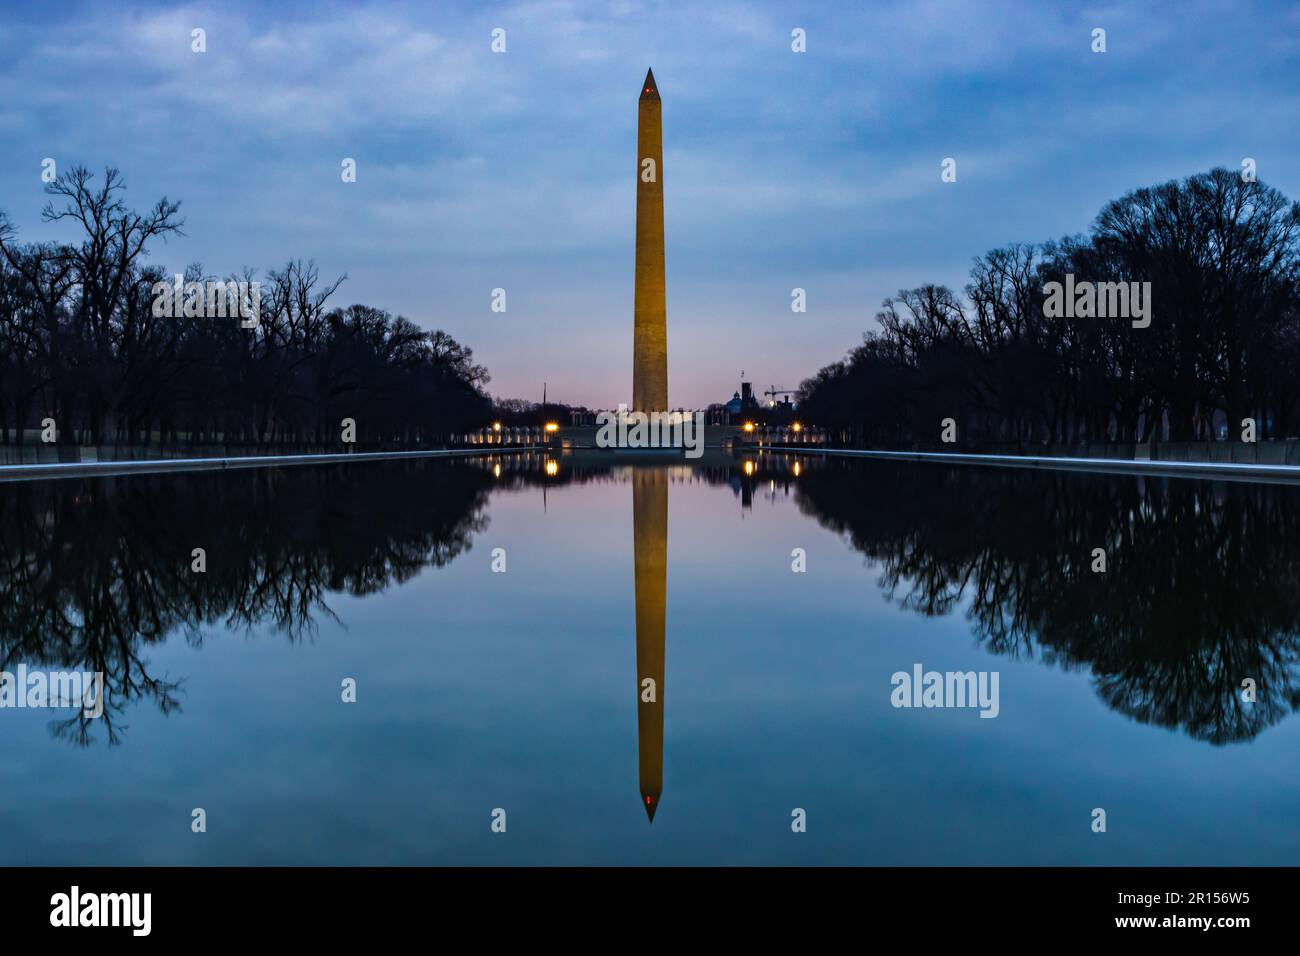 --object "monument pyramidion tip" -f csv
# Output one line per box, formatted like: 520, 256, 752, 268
640, 67, 659, 101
